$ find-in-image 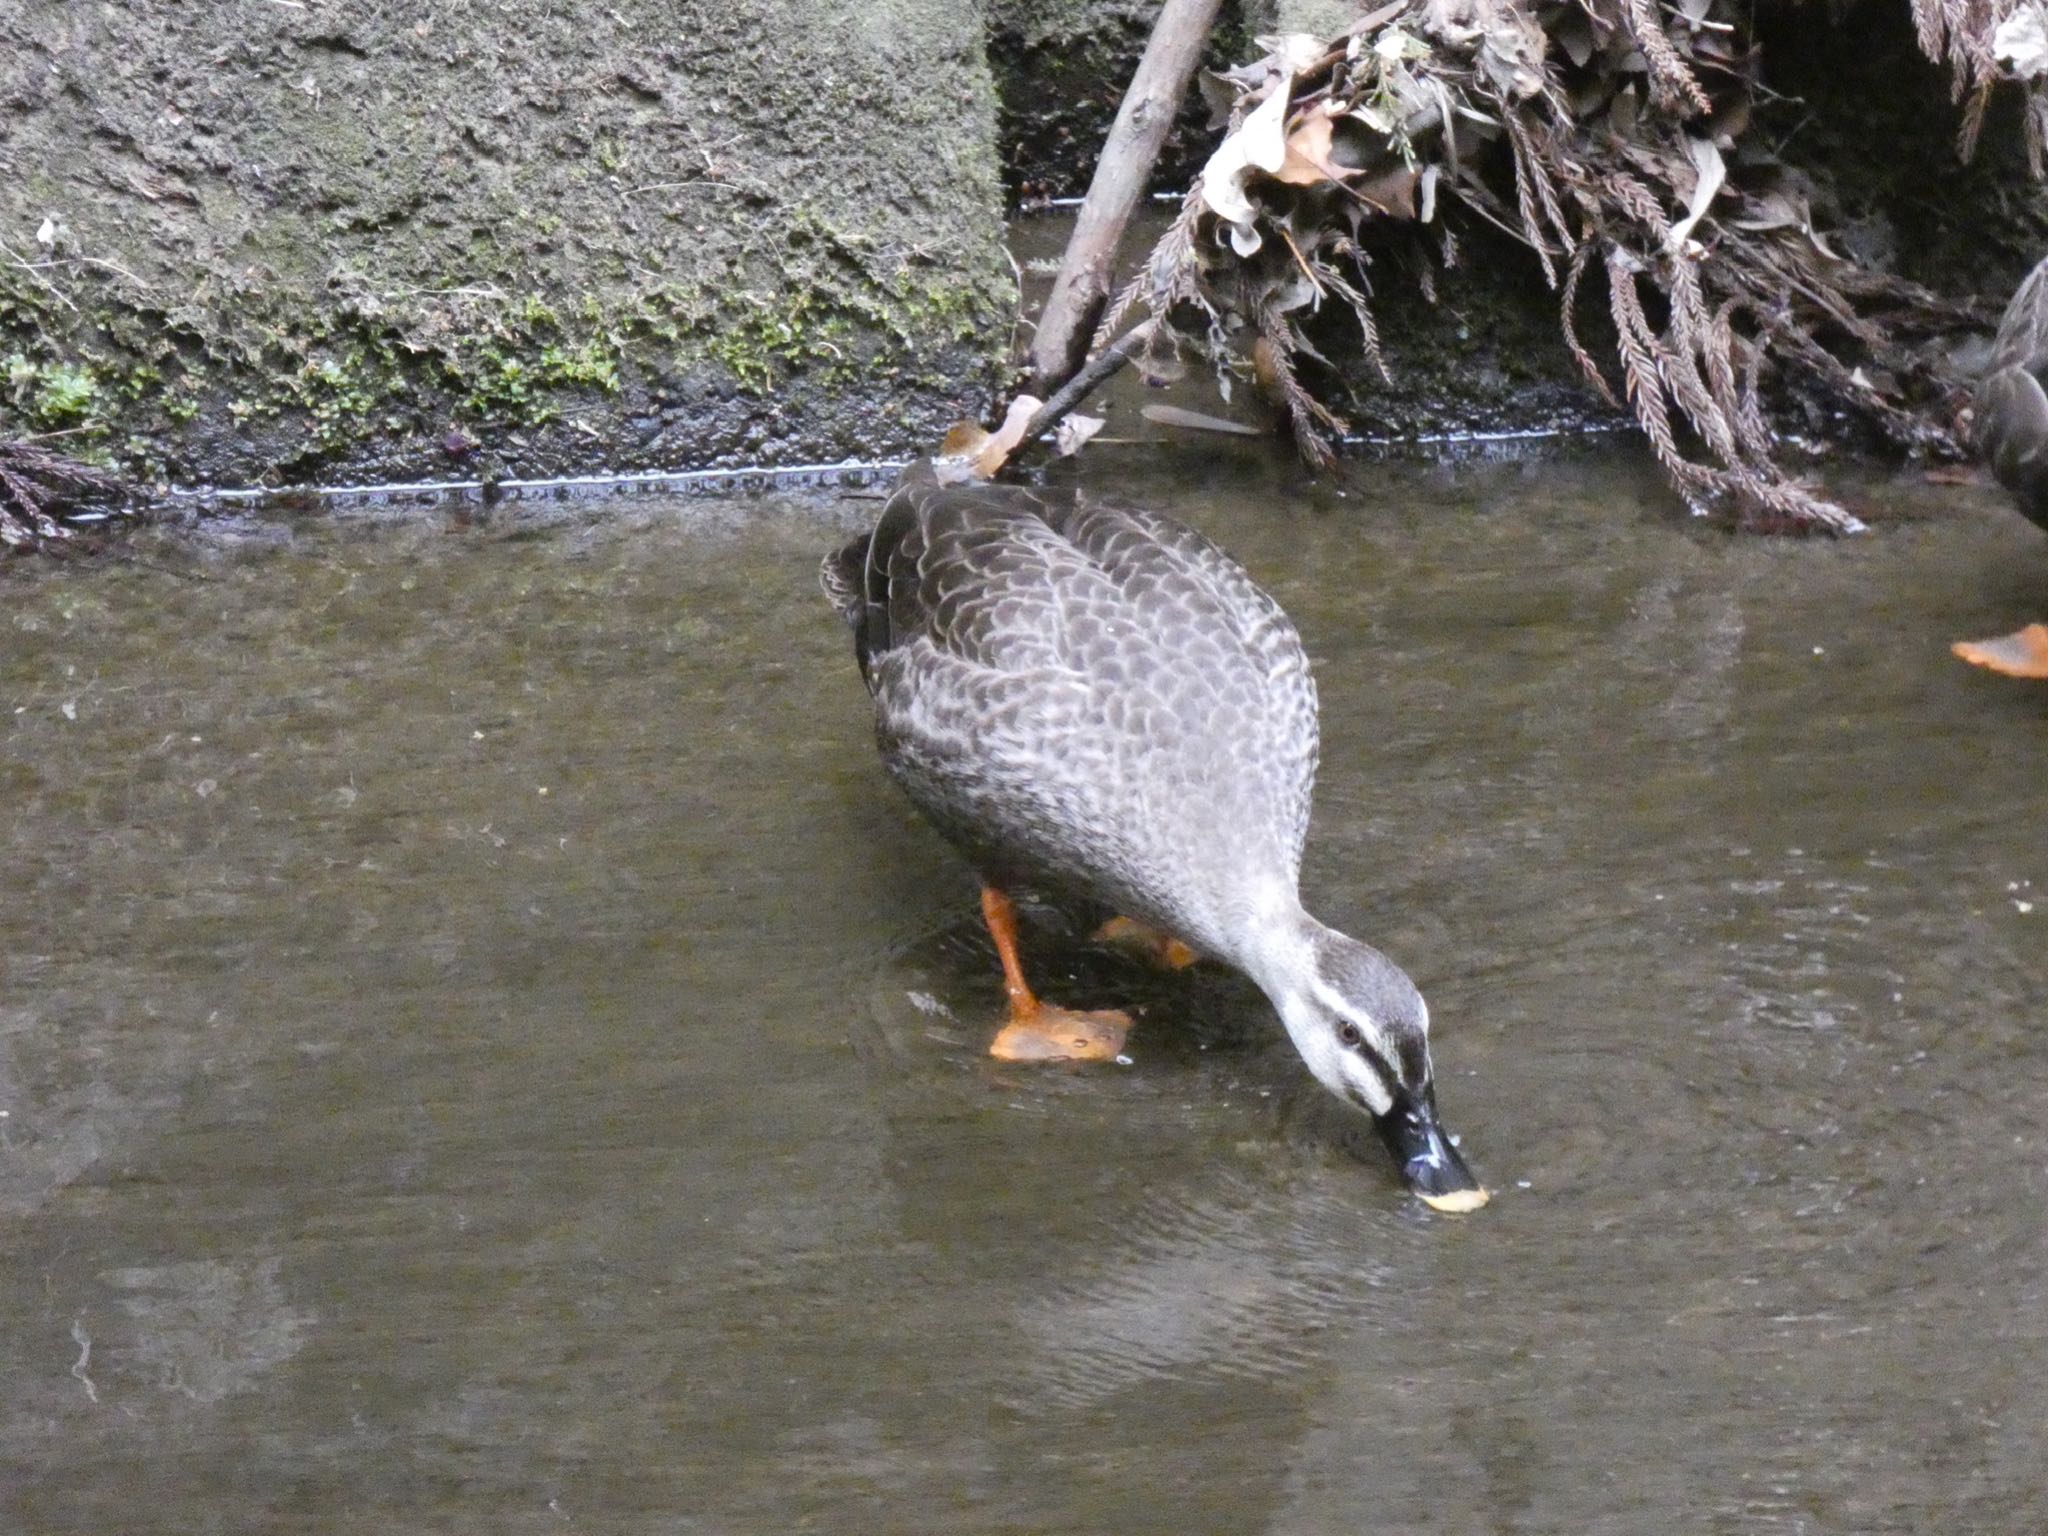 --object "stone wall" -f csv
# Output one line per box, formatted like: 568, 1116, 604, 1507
0, 0, 1015, 485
